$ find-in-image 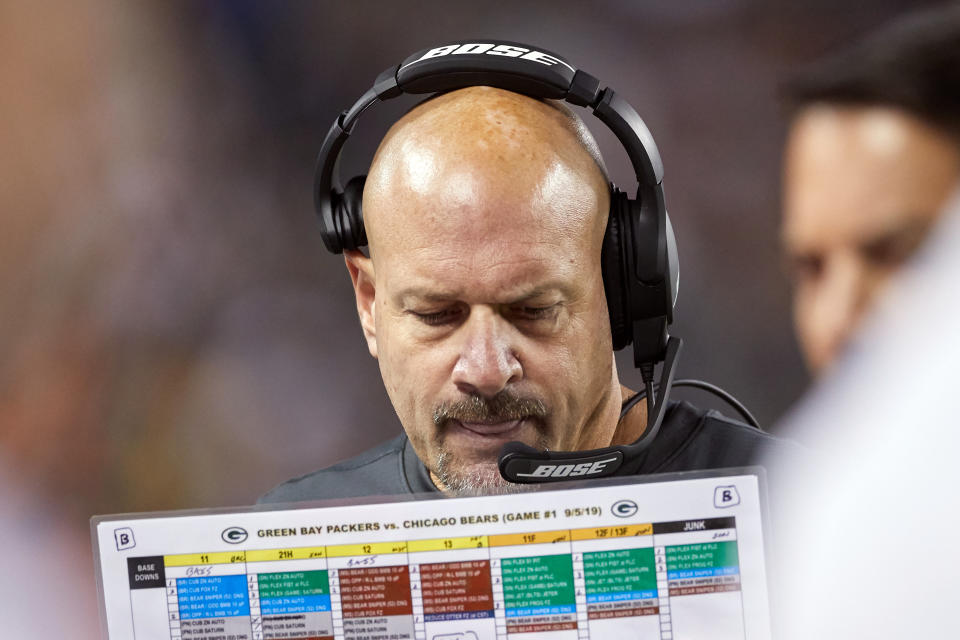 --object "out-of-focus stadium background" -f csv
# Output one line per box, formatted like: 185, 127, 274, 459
0, 1, 942, 628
